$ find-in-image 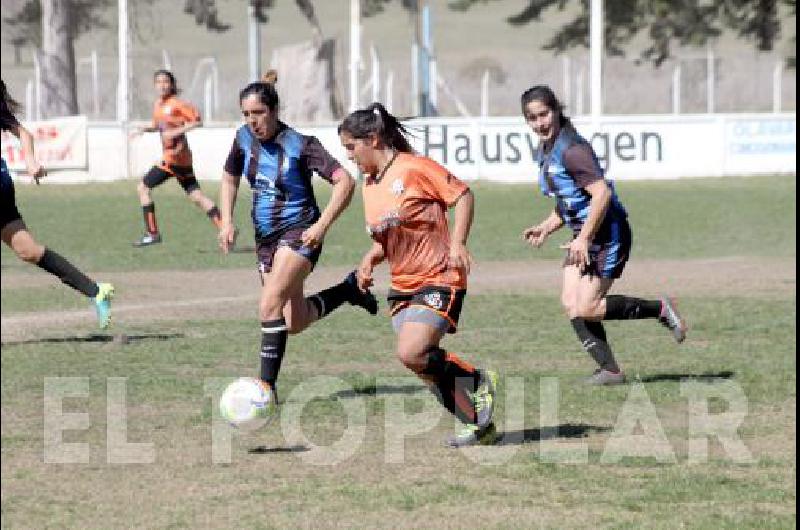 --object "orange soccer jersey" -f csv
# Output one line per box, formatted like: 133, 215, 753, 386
152, 95, 200, 168
363, 152, 469, 292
